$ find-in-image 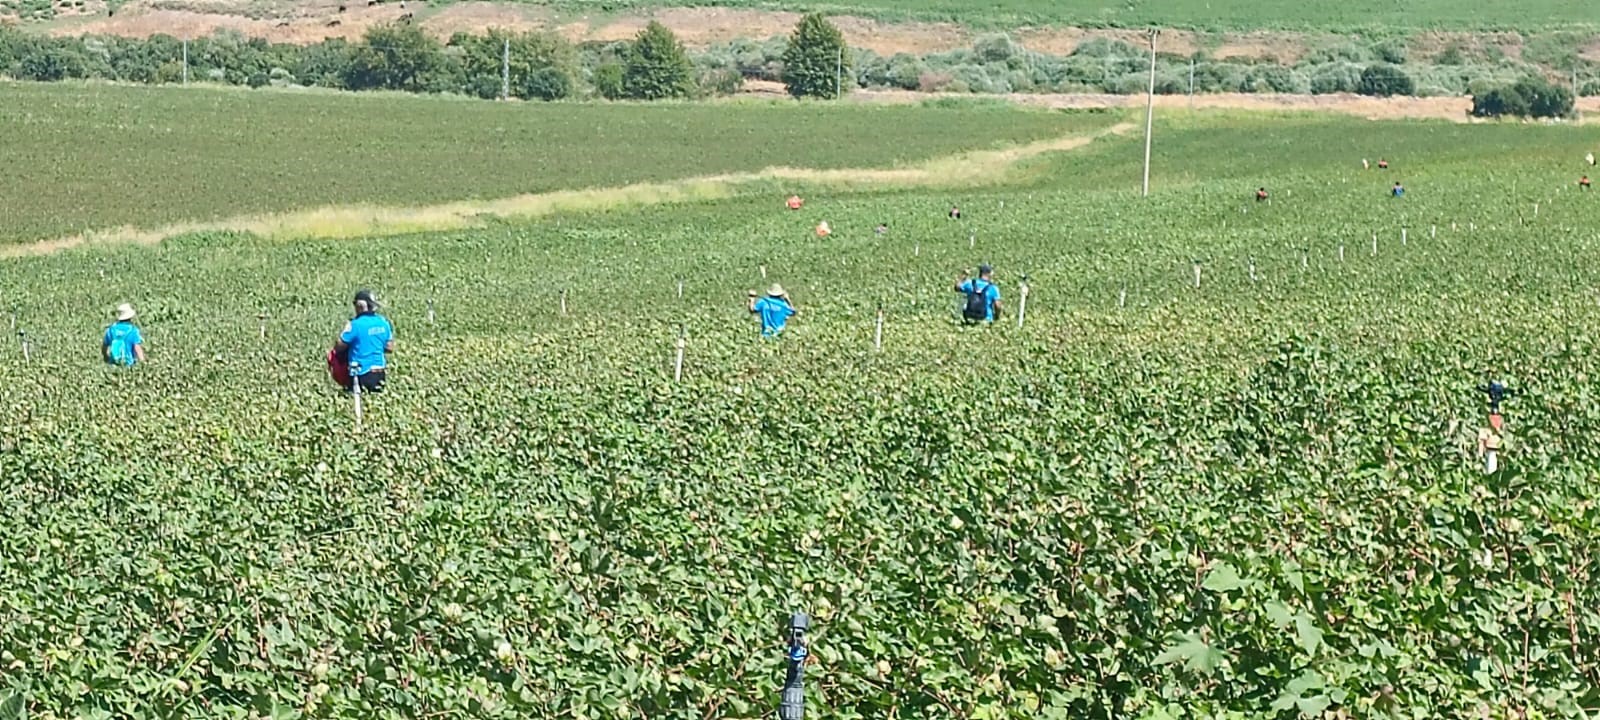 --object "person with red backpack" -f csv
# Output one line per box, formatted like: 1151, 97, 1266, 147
327, 289, 394, 393
955, 265, 1001, 324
